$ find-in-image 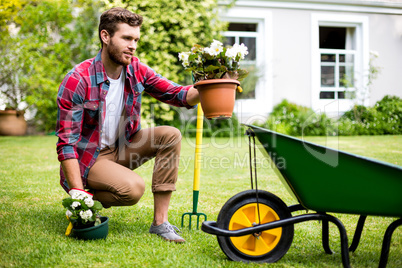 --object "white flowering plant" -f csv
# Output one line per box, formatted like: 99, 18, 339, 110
178, 40, 249, 83
62, 192, 103, 228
